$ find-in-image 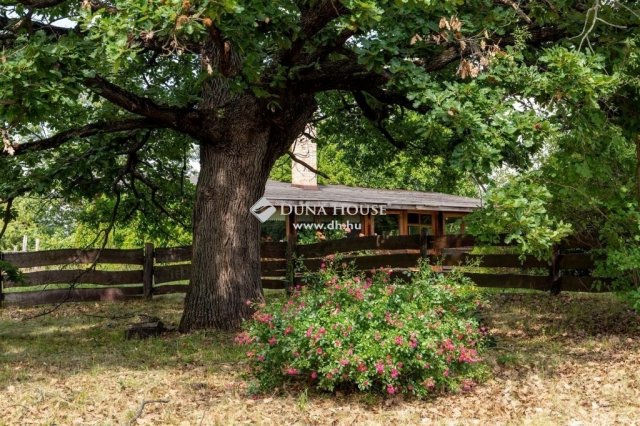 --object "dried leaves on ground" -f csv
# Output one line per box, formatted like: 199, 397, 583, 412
1, 291, 639, 425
